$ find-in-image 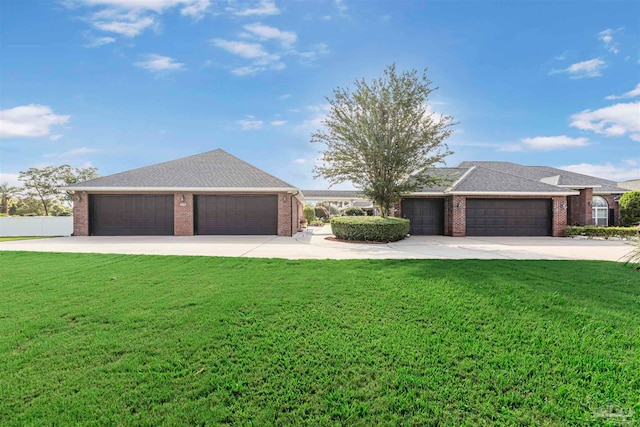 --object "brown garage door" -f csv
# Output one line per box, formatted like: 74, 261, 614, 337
89, 195, 174, 236
195, 195, 278, 235
466, 199, 551, 236
402, 198, 444, 235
